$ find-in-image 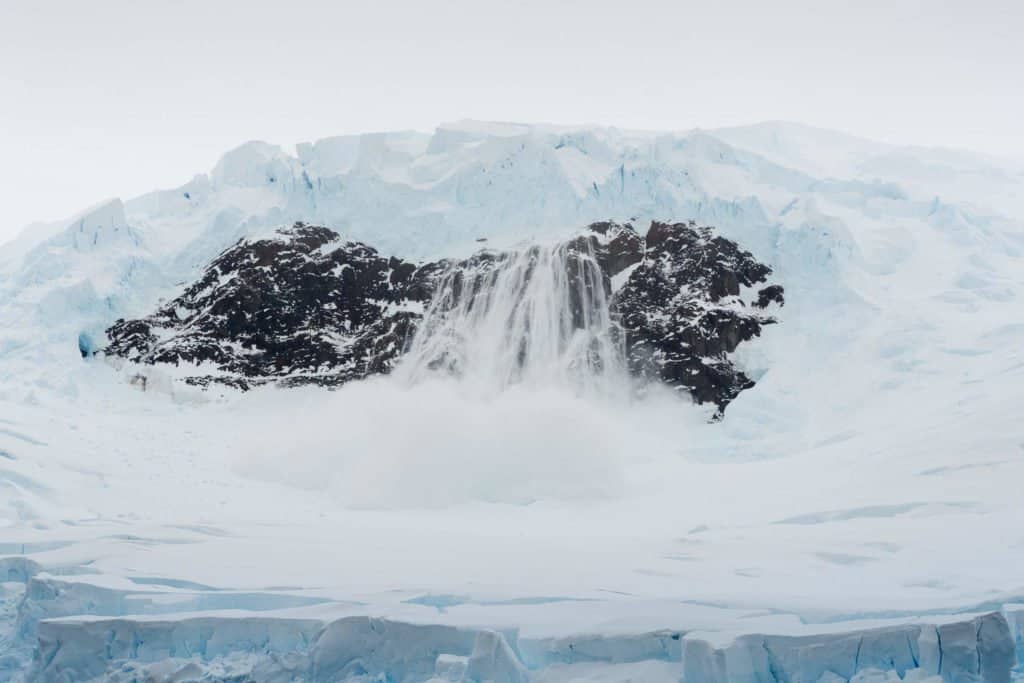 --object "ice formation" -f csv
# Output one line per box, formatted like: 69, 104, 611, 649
400, 236, 625, 397
1, 120, 1023, 681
